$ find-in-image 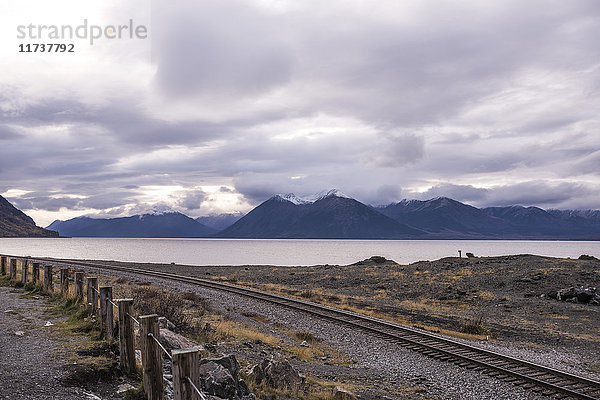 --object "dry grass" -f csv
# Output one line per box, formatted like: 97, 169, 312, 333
212, 318, 282, 346
233, 280, 494, 342
244, 374, 357, 400
477, 291, 495, 301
